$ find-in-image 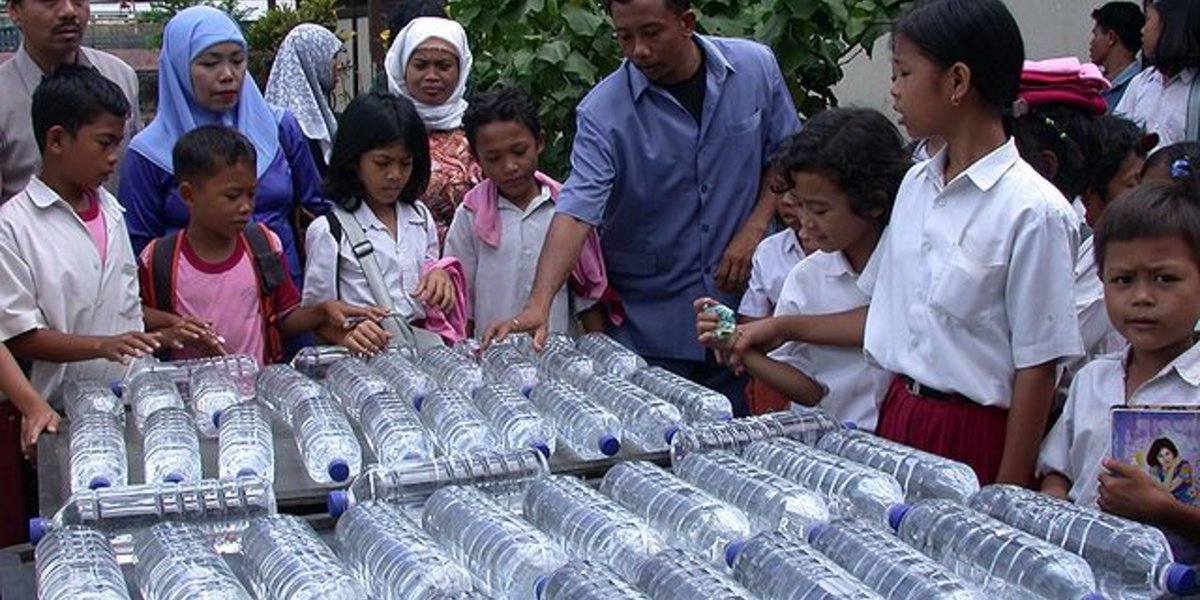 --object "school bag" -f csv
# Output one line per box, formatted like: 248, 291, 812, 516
143, 223, 287, 362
